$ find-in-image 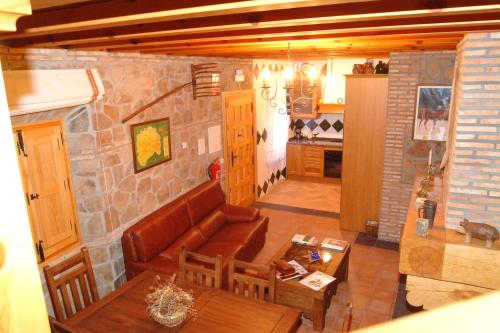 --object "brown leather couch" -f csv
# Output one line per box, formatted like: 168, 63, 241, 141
122, 181, 269, 280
